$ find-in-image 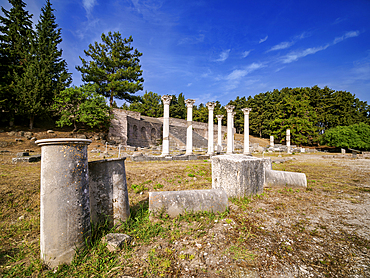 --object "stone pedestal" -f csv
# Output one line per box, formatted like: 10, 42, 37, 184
216, 115, 224, 153
206, 102, 216, 155
185, 99, 196, 155
212, 155, 271, 198
242, 108, 252, 155
286, 129, 291, 153
225, 105, 235, 154
88, 158, 130, 227
161, 95, 172, 156
35, 138, 91, 268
